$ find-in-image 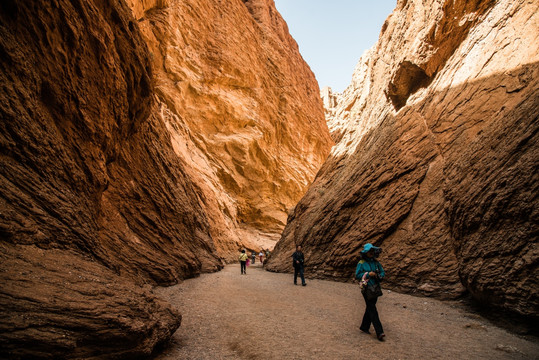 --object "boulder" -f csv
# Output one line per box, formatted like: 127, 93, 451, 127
0, 244, 180, 359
